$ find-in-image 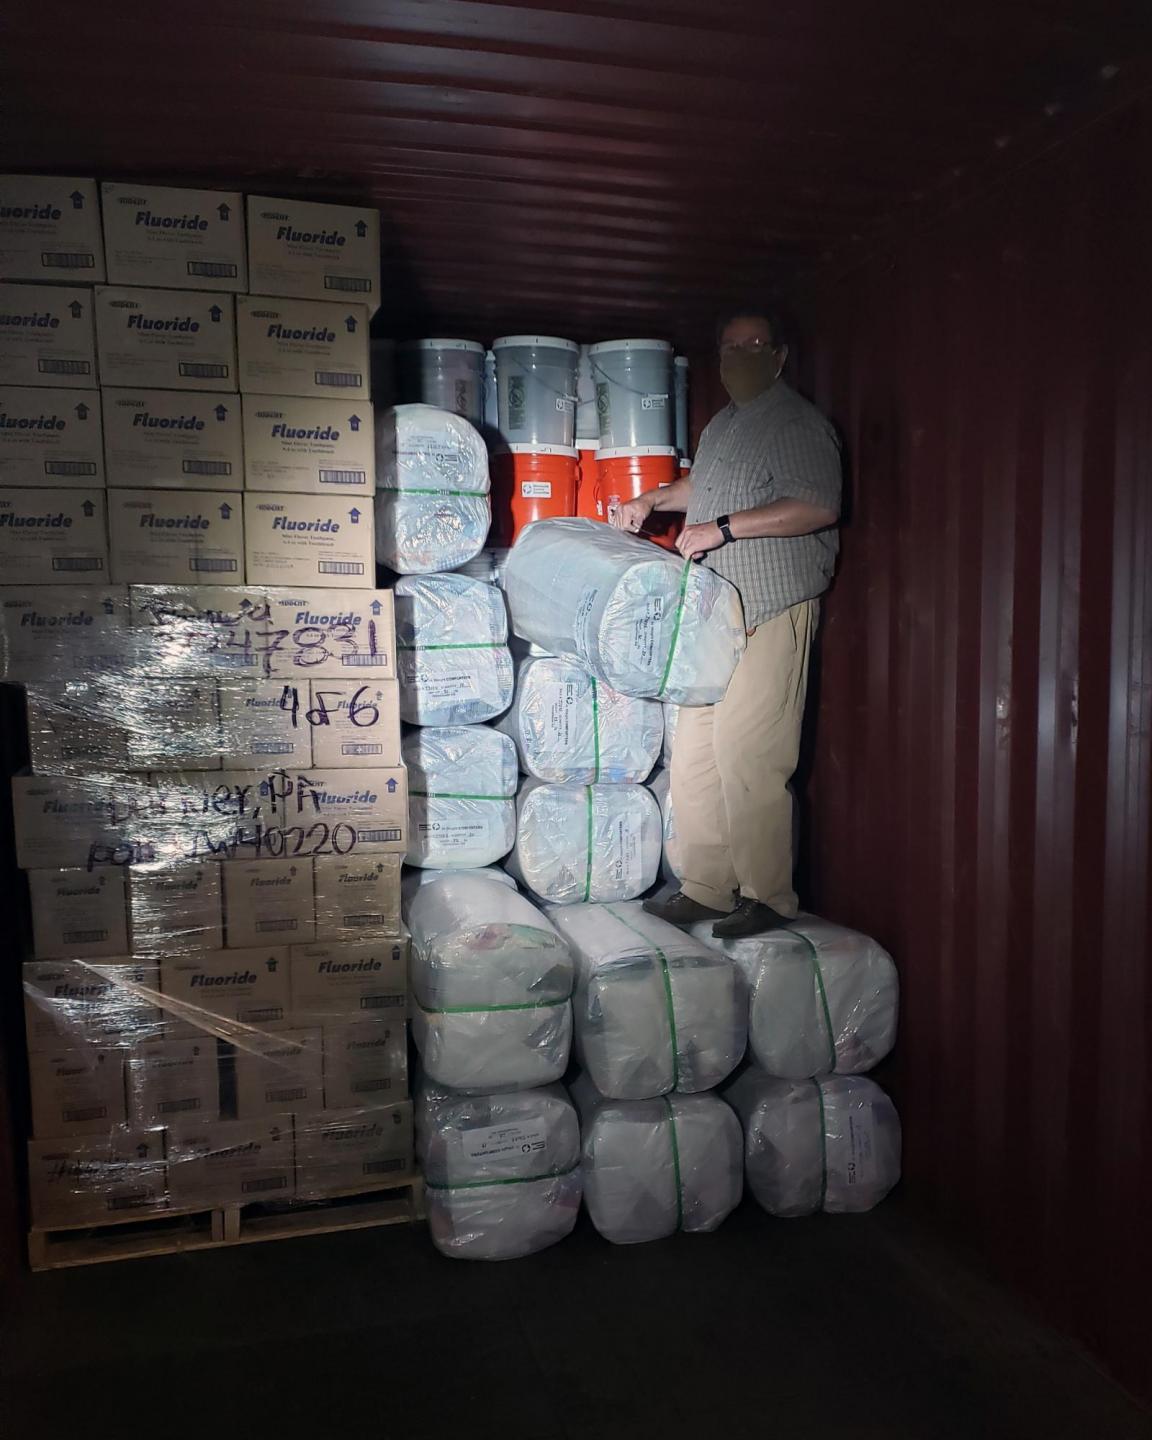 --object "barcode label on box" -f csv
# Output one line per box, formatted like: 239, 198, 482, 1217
256, 919, 297, 933
318, 561, 365, 575
363, 1157, 405, 1175
190, 558, 239, 572
319, 469, 367, 486
53, 557, 103, 571
45, 461, 98, 476
64, 1105, 108, 1122
267, 1087, 307, 1103
63, 929, 108, 943
357, 828, 402, 843
346, 913, 386, 928
252, 741, 296, 754
353, 1079, 392, 1094
40, 359, 92, 375
159, 1097, 202, 1114
108, 1190, 154, 1210
340, 653, 382, 666
241, 1175, 290, 1194
314, 371, 362, 388
340, 743, 382, 756
180, 362, 230, 379
324, 276, 371, 293
360, 994, 404, 1010
241, 1007, 284, 1024
42, 252, 95, 269
187, 261, 238, 278
183, 459, 233, 476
